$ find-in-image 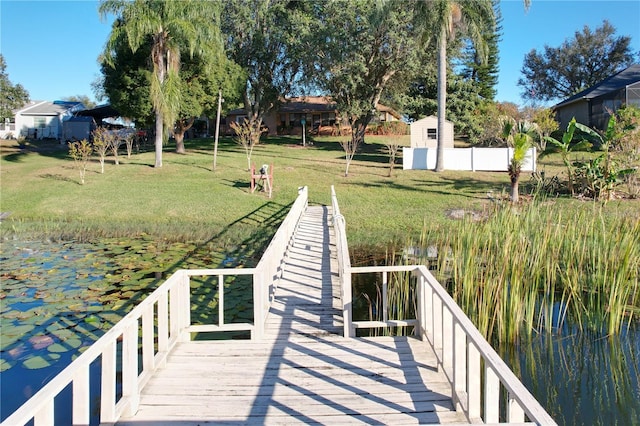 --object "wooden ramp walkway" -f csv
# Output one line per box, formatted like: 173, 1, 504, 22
118, 206, 468, 425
